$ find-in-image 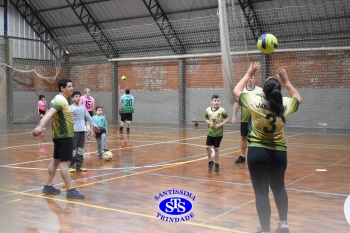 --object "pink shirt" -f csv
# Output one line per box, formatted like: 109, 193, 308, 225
38, 100, 46, 111
80, 95, 95, 112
